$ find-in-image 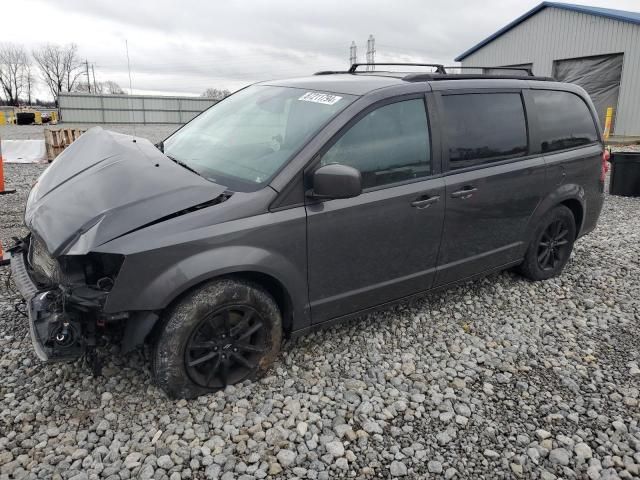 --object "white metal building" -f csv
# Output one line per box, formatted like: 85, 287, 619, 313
455, 2, 640, 137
